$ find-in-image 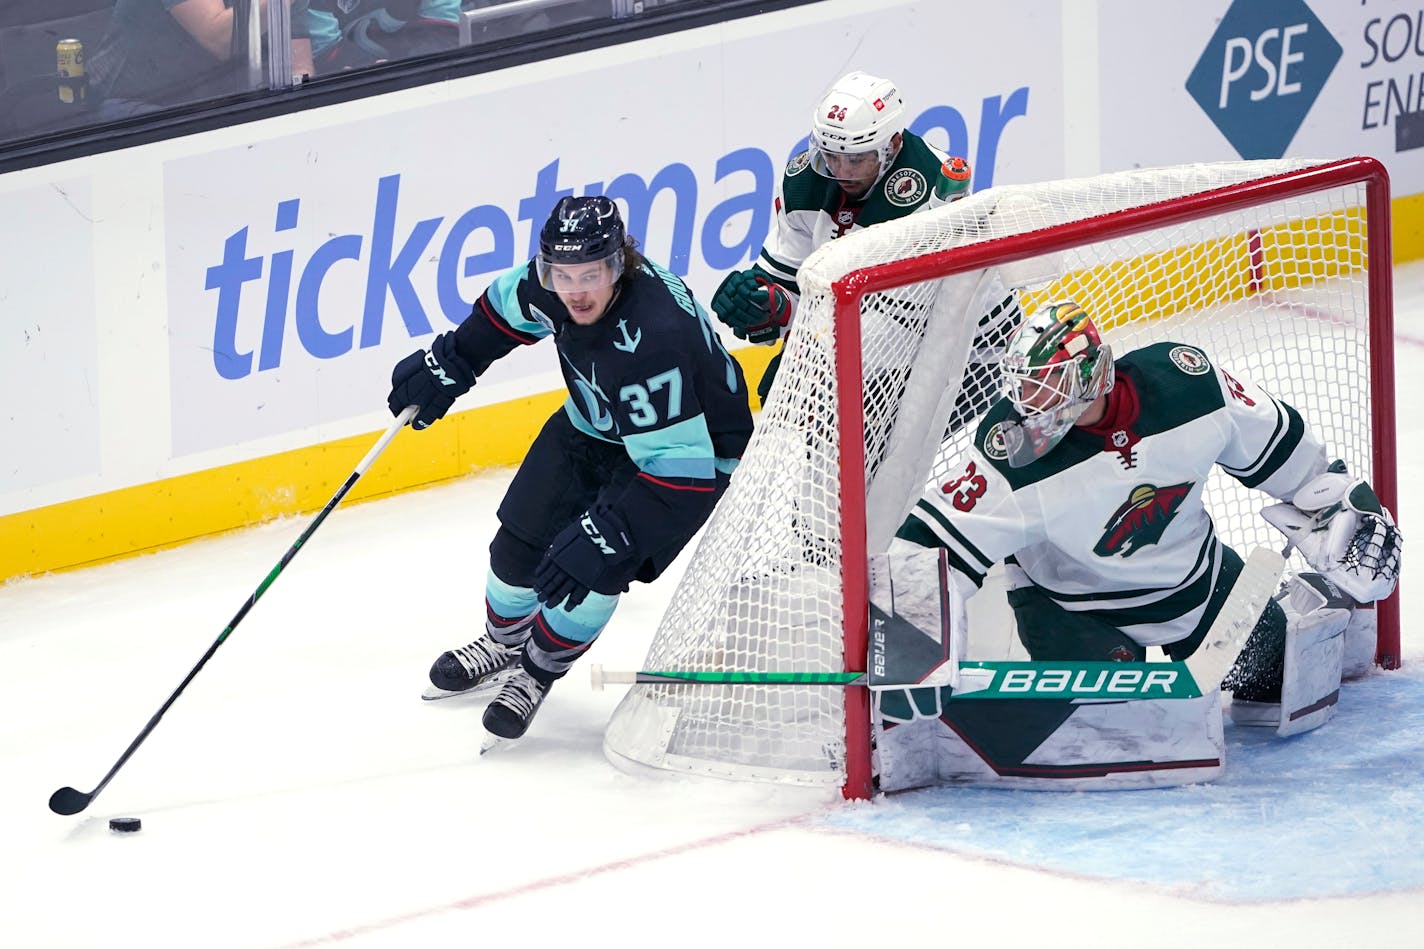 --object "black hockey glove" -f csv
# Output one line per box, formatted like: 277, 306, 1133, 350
387, 331, 475, 430
533, 506, 637, 611
712, 268, 794, 345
